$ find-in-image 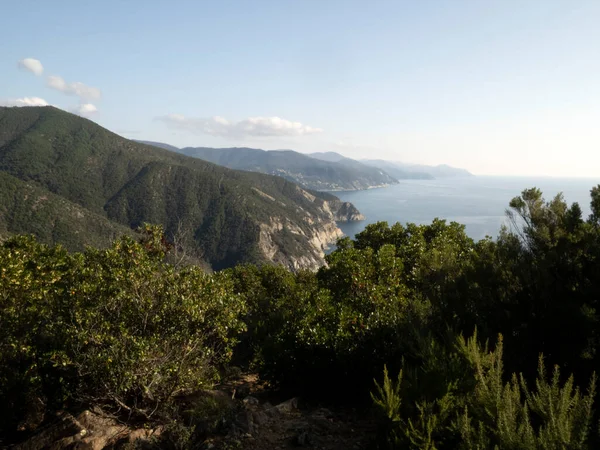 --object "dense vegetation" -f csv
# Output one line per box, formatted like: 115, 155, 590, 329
0, 171, 133, 249
172, 145, 399, 191
0, 106, 361, 270
2, 185, 600, 448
